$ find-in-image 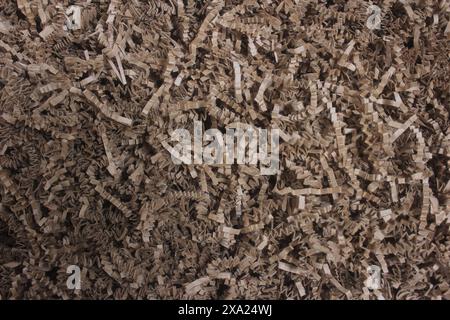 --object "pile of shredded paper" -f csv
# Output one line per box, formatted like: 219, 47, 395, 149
0, 0, 449, 299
